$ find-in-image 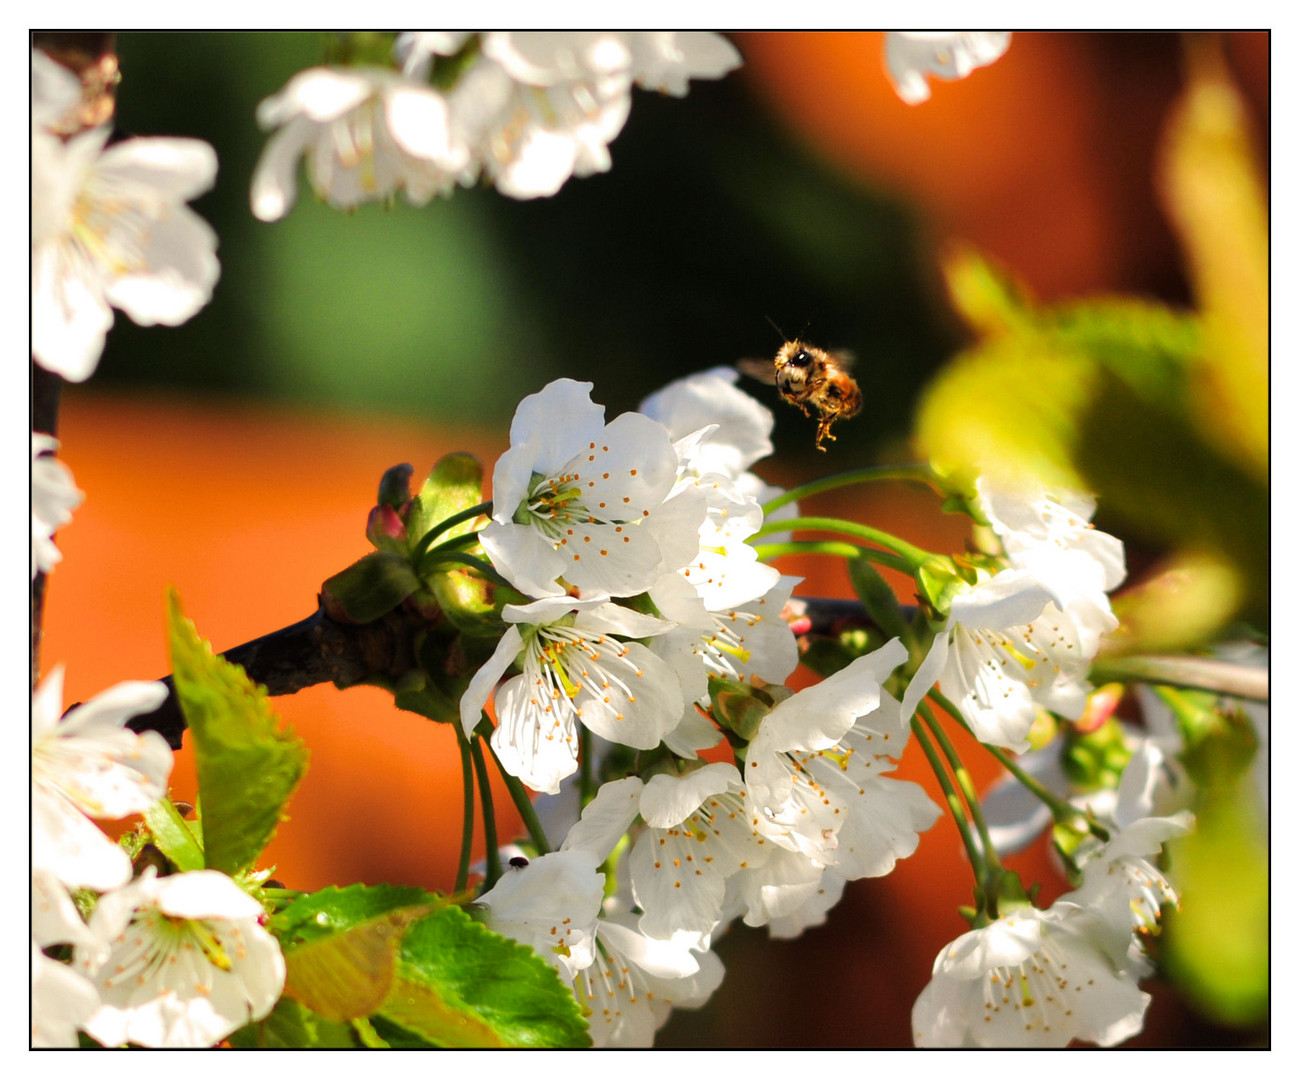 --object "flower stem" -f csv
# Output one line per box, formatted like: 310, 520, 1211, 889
929, 688, 1110, 844
919, 700, 1001, 874
411, 500, 492, 563
420, 549, 513, 588
487, 741, 552, 855
760, 463, 939, 516
749, 515, 930, 569
471, 736, 502, 890
910, 716, 986, 882
454, 729, 475, 896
